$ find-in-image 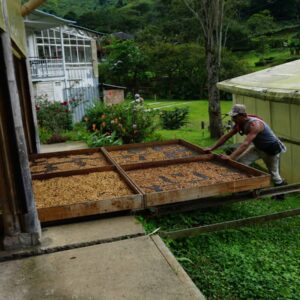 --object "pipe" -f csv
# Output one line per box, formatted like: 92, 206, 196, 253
21, 0, 46, 17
